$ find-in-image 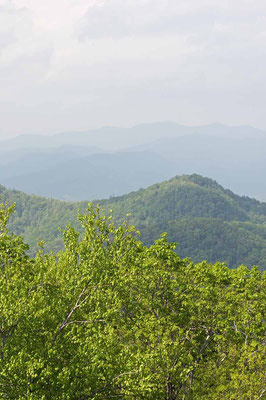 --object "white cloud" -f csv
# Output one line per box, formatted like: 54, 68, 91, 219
0, 0, 266, 138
